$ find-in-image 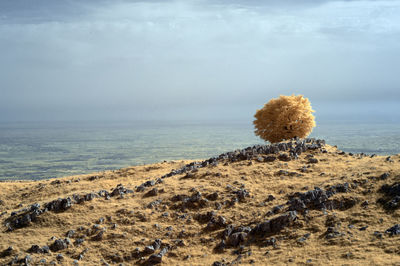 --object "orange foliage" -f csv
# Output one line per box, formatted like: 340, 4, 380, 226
253, 94, 316, 143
